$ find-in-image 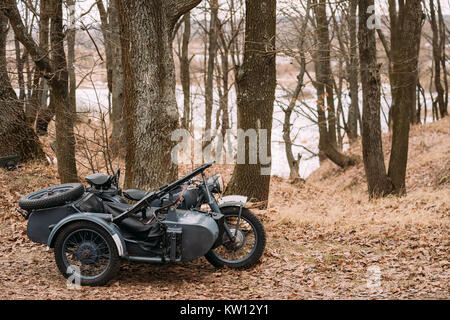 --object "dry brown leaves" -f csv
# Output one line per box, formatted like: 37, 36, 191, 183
0, 118, 448, 299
